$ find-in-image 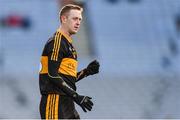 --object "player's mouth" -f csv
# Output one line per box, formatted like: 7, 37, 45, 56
74, 26, 79, 30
